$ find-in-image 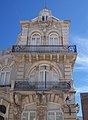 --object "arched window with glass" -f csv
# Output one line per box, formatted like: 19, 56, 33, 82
39, 64, 59, 88
21, 103, 36, 120
39, 65, 59, 82
0, 67, 10, 85
47, 103, 63, 120
30, 33, 41, 45
49, 33, 59, 45
29, 64, 59, 89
